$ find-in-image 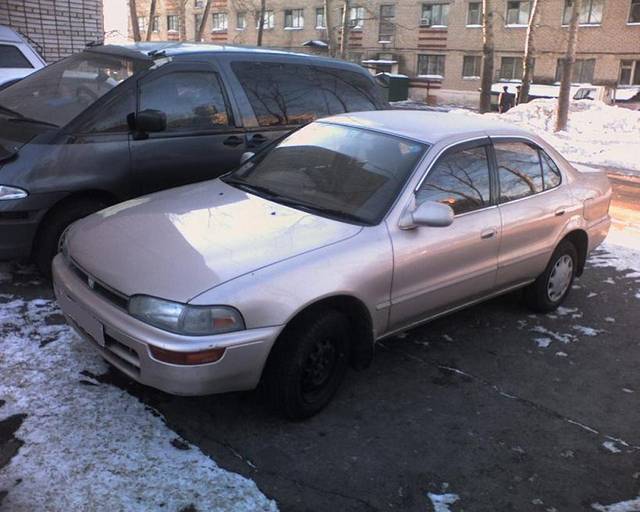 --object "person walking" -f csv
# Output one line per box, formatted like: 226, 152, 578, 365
498, 86, 514, 113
